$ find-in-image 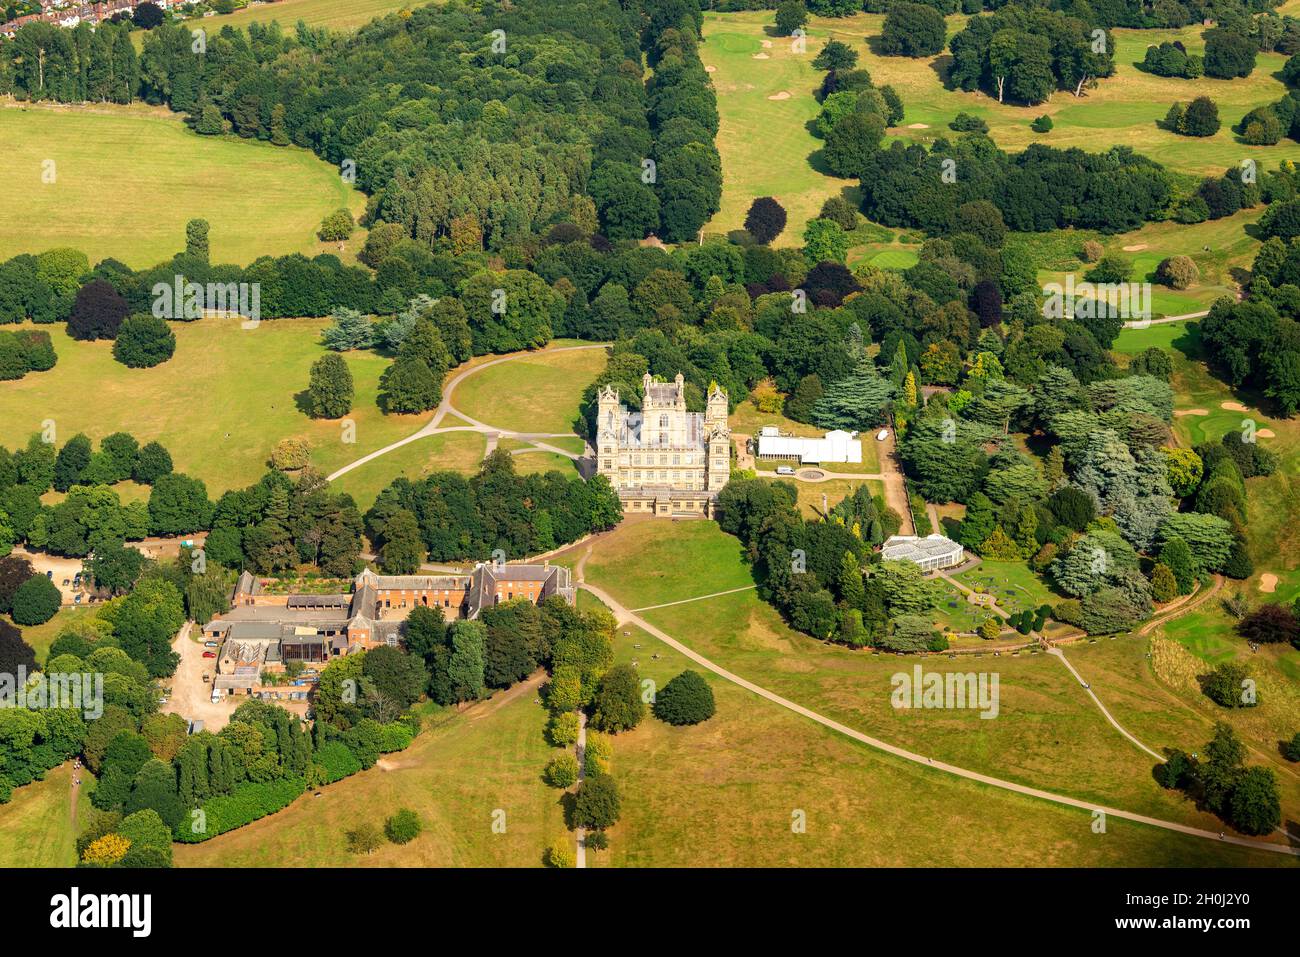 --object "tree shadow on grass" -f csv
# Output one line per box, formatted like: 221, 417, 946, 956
806, 145, 837, 177
927, 54, 954, 86
1168, 325, 1203, 362
559, 790, 578, 830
